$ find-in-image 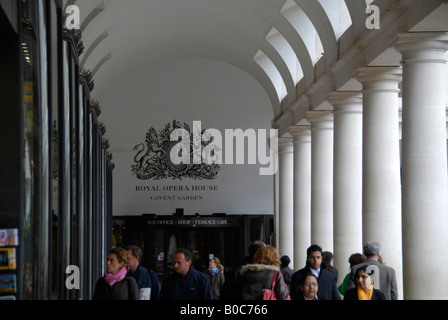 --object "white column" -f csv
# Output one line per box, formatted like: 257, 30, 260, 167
446, 51, 448, 111
399, 110, 402, 171
289, 126, 312, 270
394, 33, 448, 300
355, 66, 403, 299
277, 137, 294, 265
306, 111, 334, 252
327, 92, 363, 285
273, 146, 280, 249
